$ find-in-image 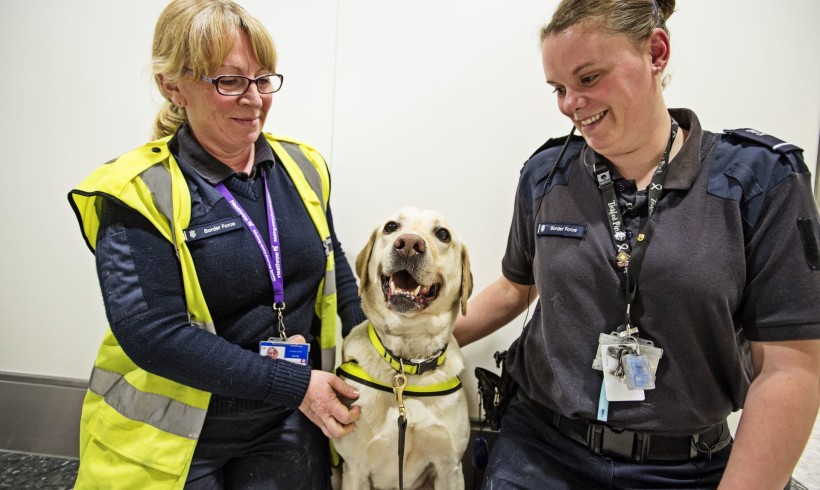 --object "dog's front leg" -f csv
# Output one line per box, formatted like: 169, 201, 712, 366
434, 461, 465, 490
341, 462, 370, 490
